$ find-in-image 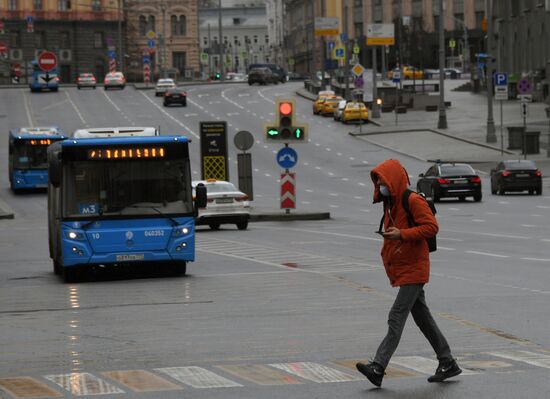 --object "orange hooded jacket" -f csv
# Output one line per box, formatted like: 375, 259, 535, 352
371, 159, 438, 287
